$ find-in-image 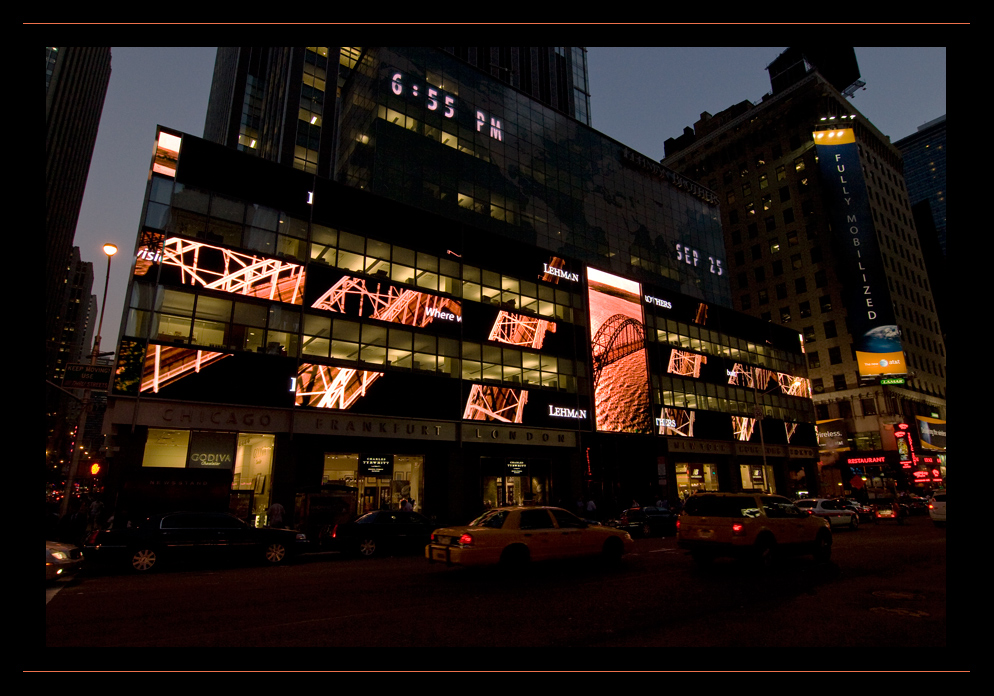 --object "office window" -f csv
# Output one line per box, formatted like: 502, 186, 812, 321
824, 320, 838, 339
791, 254, 803, 270
782, 208, 795, 225
820, 295, 833, 313
754, 267, 766, 282
751, 245, 762, 261
737, 272, 748, 290
779, 306, 792, 324
759, 173, 769, 190
807, 351, 820, 369
803, 326, 815, 343
829, 346, 842, 365
833, 373, 848, 391
758, 289, 769, 305
776, 165, 786, 181
769, 238, 781, 254
798, 300, 811, 318
772, 260, 784, 277
812, 380, 825, 398
740, 294, 752, 311
775, 283, 788, 300
860, 398, 877, 416
815, 269, 827, 288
